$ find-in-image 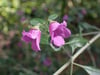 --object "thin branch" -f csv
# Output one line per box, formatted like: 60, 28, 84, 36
72, 33, 100, 61
70, 59, 73, 75
53, 60, 71, 75
53, 33, 100, 75
73, 63, 83, 68
71, 31, 100, 37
